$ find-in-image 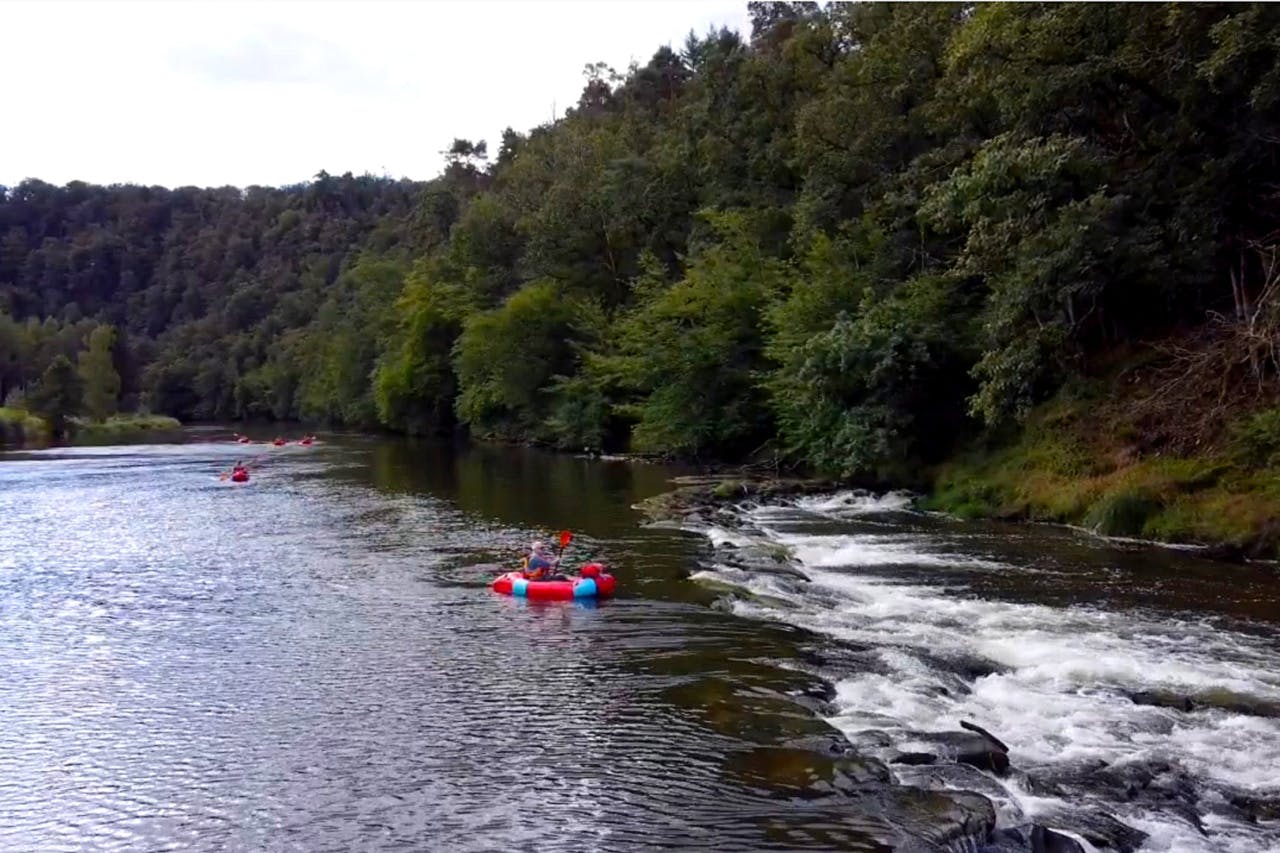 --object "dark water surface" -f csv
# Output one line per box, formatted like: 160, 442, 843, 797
2, 433, 1278, 852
